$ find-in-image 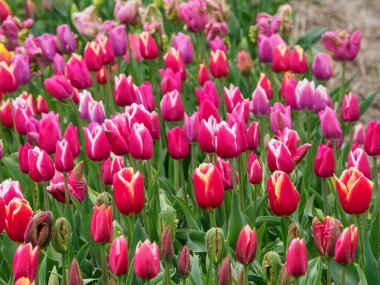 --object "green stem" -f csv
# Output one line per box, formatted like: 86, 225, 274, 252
62, 253, 67, 285
43, 183, 49, 211
341, 266, 346, 285
128, 216, 134, 240
213, 263, 218, 285
182, 278, 186, 285
340, 62, 346, 105
322, 178, 328, 215
143, 207, 150, 238
64, 173, 70, 212
282, 217, 289, 257
356, 215, 364, 267
99, 163, 105, 193
34, 269, 39, 285
243, 265, 249, 285
179, 160, 188, 204
236, 158, 244, 212
165, 261, 171, 285
174, 159, 179, 195
210, 210, 216, 228
253, 184, 257, 226
101, 245, 108, 285
191, 143, 197, 174
326, 258, 331, 285
33, 181, 39, 210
